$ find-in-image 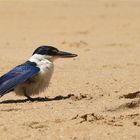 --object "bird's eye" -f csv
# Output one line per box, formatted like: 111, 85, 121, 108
48, 49, 58, 55
52, 50, 57, 53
